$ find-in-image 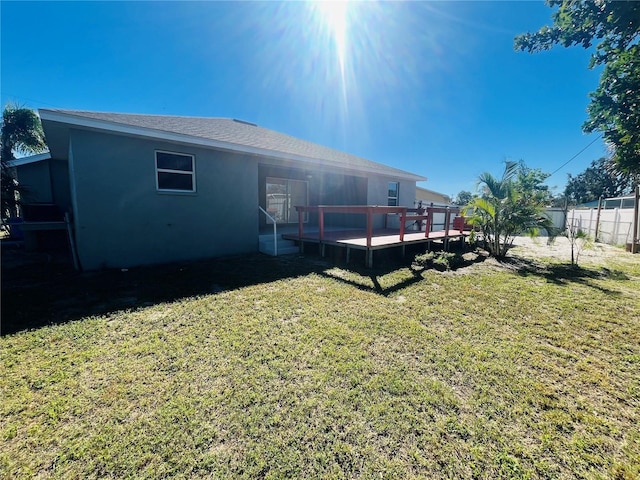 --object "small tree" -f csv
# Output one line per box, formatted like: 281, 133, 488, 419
566, 220, 592, 266
0, 104, 47, 222
463, 161, 556, 259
